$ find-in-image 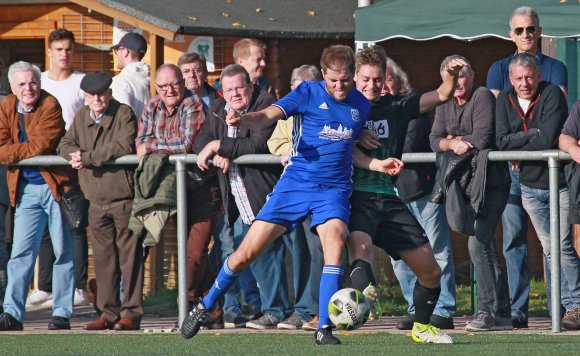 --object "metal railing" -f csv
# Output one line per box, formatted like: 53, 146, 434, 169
7, 149, 574, 332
